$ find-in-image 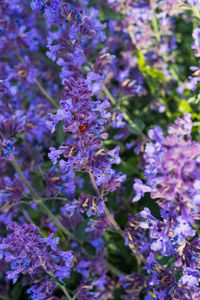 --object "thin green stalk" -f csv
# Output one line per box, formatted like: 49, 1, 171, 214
5, 197, 68, 210
102, 85, 116, 106
38, 200, 79, 243
42, 196, 68, 202
10, 160, 39, 200
57, 283, 73, 300
0, 295, 10, 300
127, 25, 138, 48
151, 14, 161, 42
149, 0, 161, 43
9, 159, 79, 243
89, 171, 101, 198
15, 51, 59, 109
14, 197, 67, 206
103, 203, 124, 237
89, 172, 145, 265
34, 78, 59, 109
23, 210, 35, 224
89, 171, 124, 237
103, 87, 143, 135
104, 261, 124, 275
119, 106, 144, 136
86, 60, 143, 136
192, 5, 200, 19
